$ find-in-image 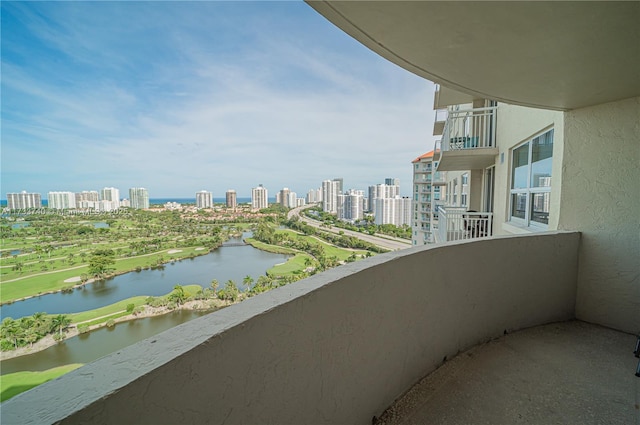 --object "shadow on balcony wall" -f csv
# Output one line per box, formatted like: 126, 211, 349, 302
2, 232, 580, 425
